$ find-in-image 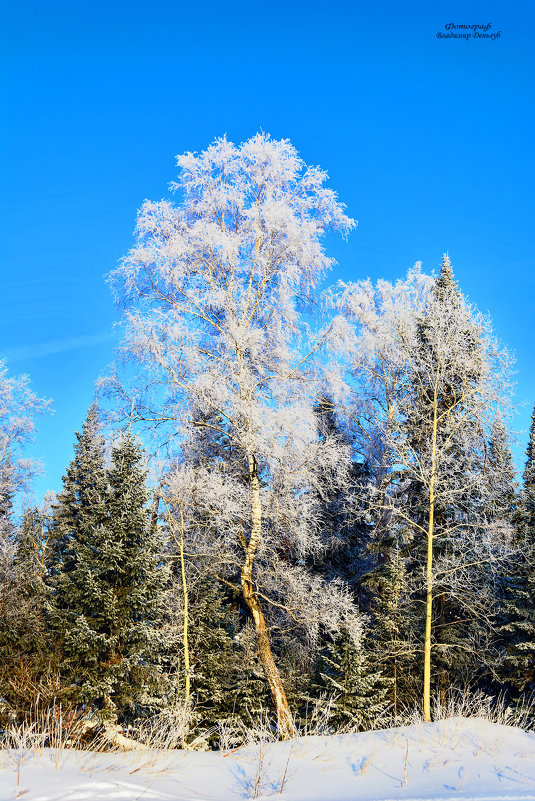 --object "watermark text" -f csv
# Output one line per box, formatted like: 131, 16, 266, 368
436, 22, 501, 40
